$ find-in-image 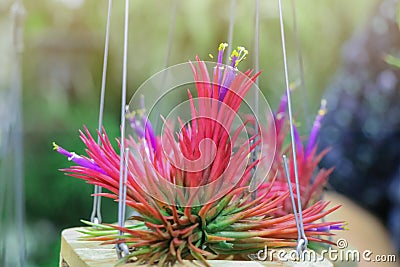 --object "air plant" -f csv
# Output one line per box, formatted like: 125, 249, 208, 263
259, 96, 334, 215
54, 43, 344, 266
